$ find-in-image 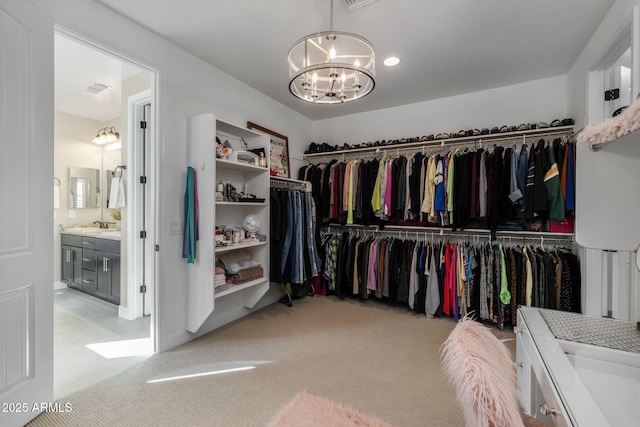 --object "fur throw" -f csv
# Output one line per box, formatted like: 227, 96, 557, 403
577, 97, 640, 147
440, 316, 524, 427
